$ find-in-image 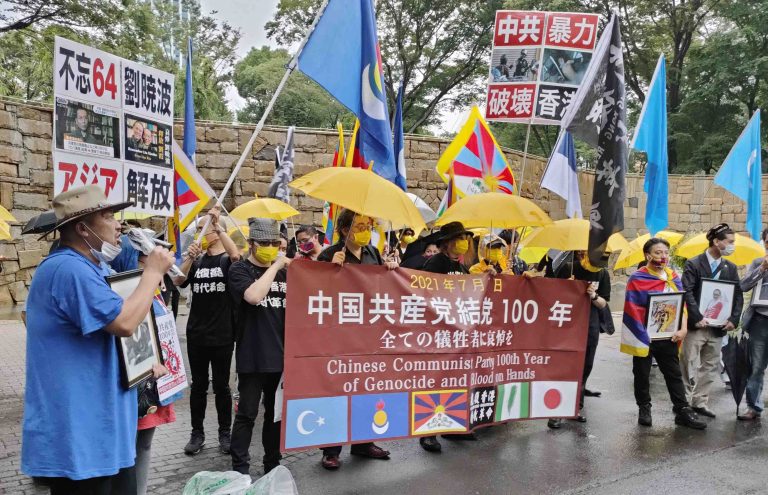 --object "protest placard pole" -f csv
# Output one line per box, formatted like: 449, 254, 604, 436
196, 0, 331, 243
518, 120, 533, 197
